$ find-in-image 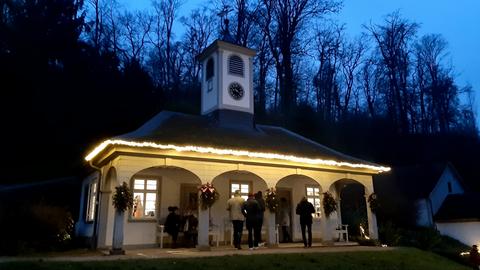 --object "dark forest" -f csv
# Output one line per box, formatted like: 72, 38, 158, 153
0, 0, 478, 191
